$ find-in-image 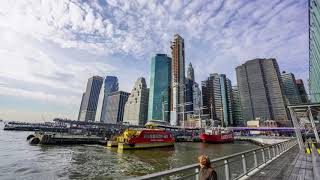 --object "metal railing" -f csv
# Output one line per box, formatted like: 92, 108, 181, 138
128, 139, 297, 180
